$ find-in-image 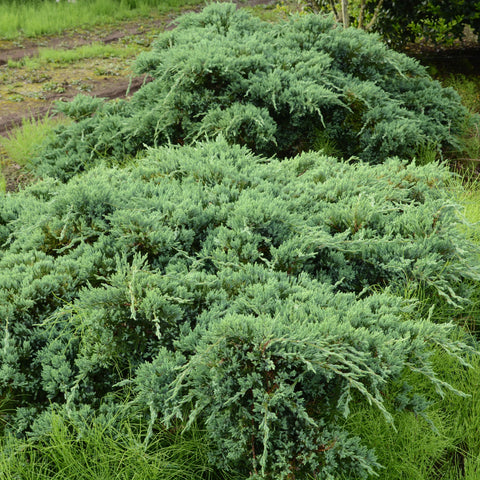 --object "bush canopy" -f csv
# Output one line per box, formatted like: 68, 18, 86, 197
32, 3, 466, 181
2, 4, 479, 479
2, 138, 479, 477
